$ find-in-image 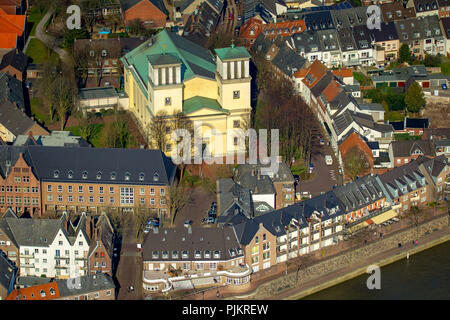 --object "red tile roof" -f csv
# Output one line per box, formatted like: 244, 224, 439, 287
322, 80, 341, 102
7, 282, 60, 300
301, 60, 328, 89
240, 18, 306, 45
0, 9, 25, 49
332, 68, 353, 78
293, 68, 308, 78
